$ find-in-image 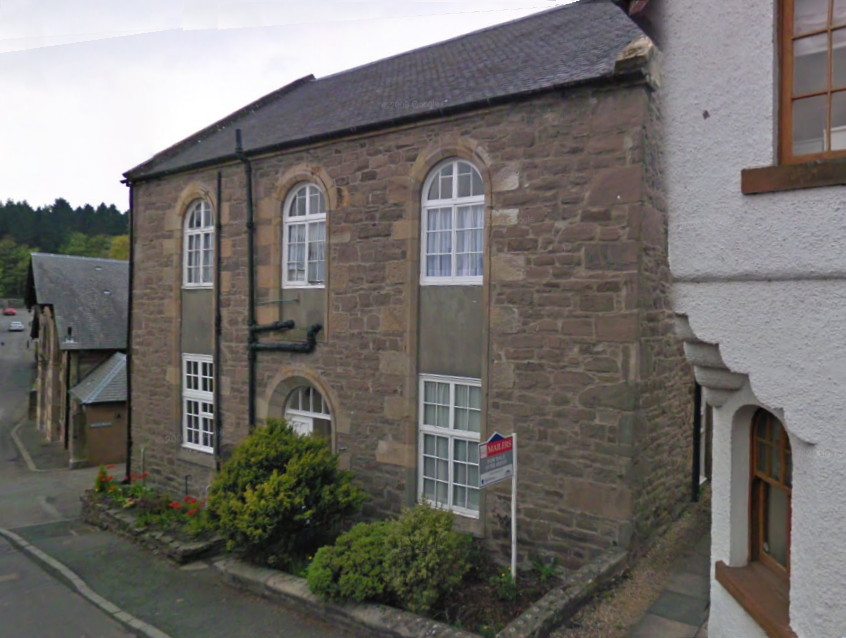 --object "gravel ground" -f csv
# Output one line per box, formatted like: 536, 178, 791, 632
550, 492, 711, 638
